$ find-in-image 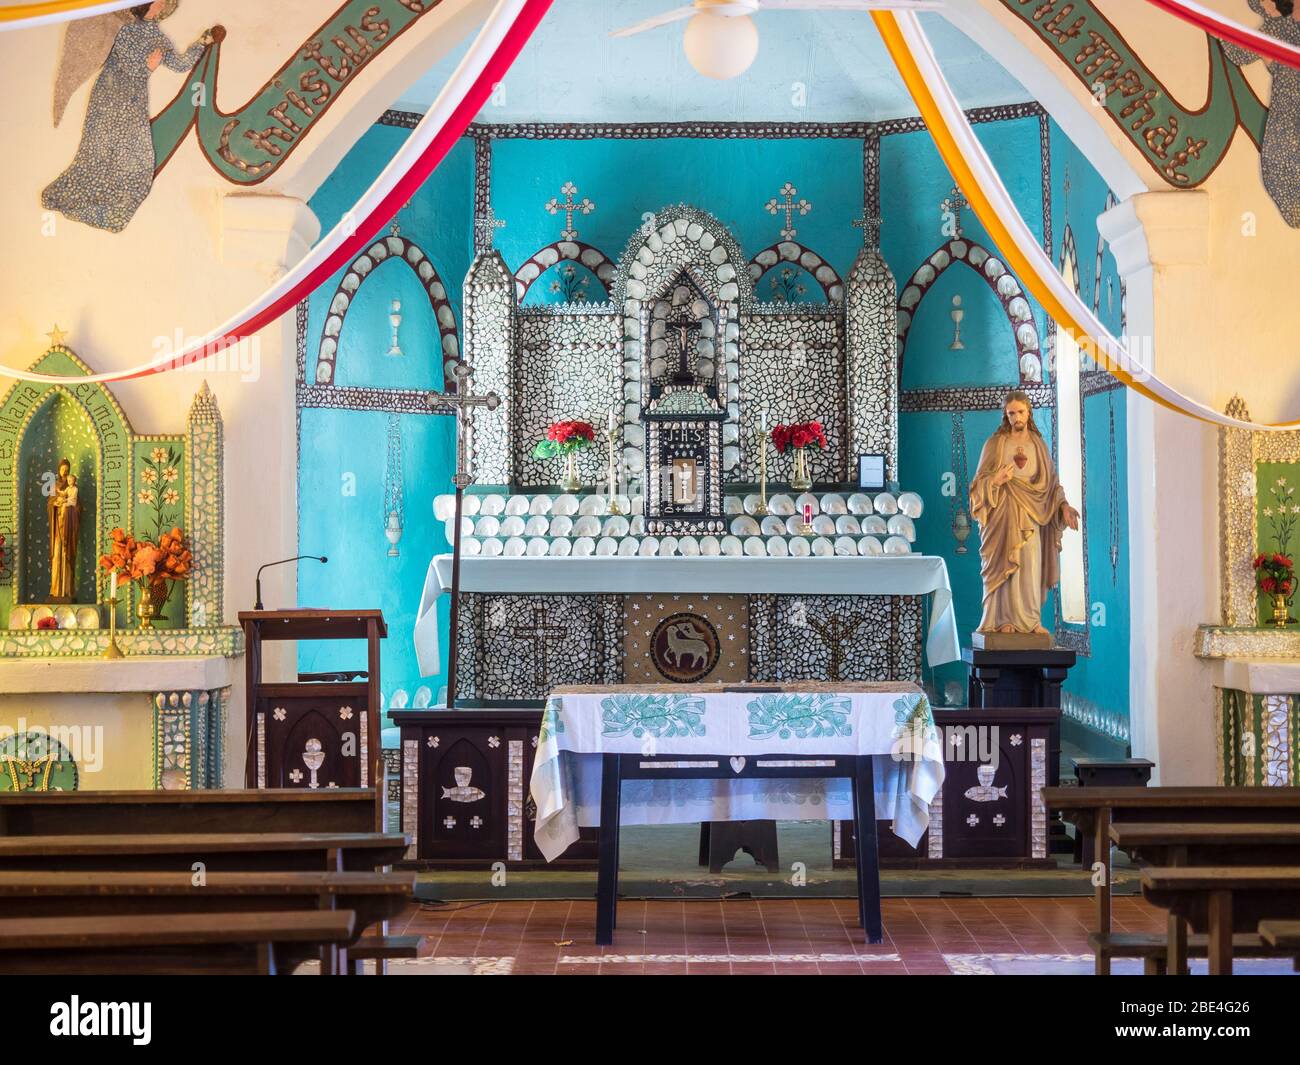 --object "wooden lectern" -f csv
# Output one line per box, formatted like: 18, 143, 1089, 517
239, 610, 386, 827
